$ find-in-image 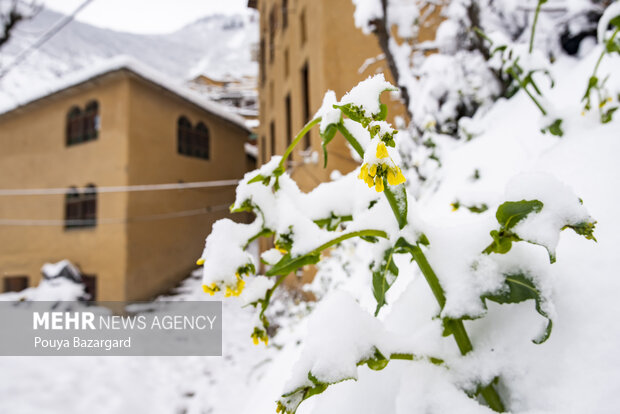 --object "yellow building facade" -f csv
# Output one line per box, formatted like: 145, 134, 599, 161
0, 62, 251, 301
